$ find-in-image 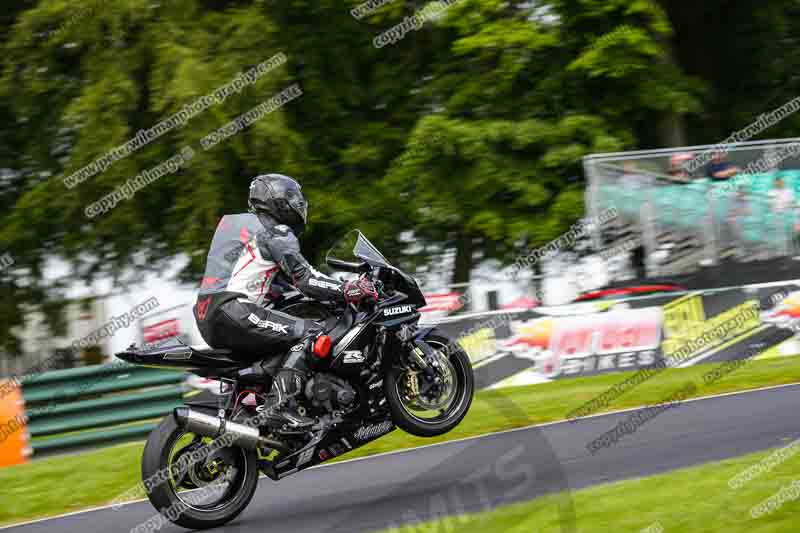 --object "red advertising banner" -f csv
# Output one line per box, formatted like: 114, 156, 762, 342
420, 293, 465, 313
143, 318, 180, 344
